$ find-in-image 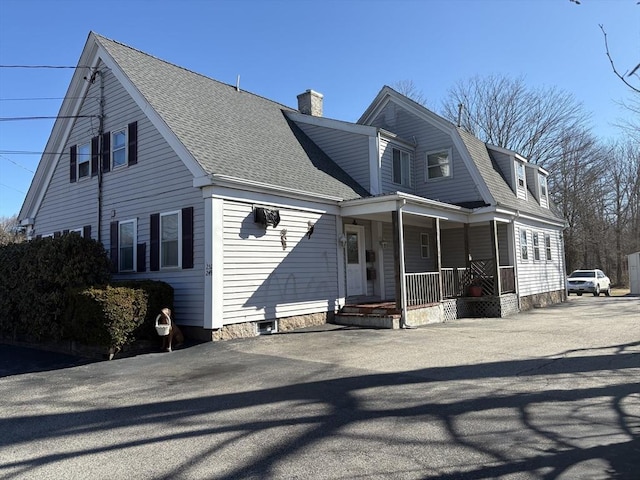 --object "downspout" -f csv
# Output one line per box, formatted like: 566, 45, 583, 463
397, 199, 412, 328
